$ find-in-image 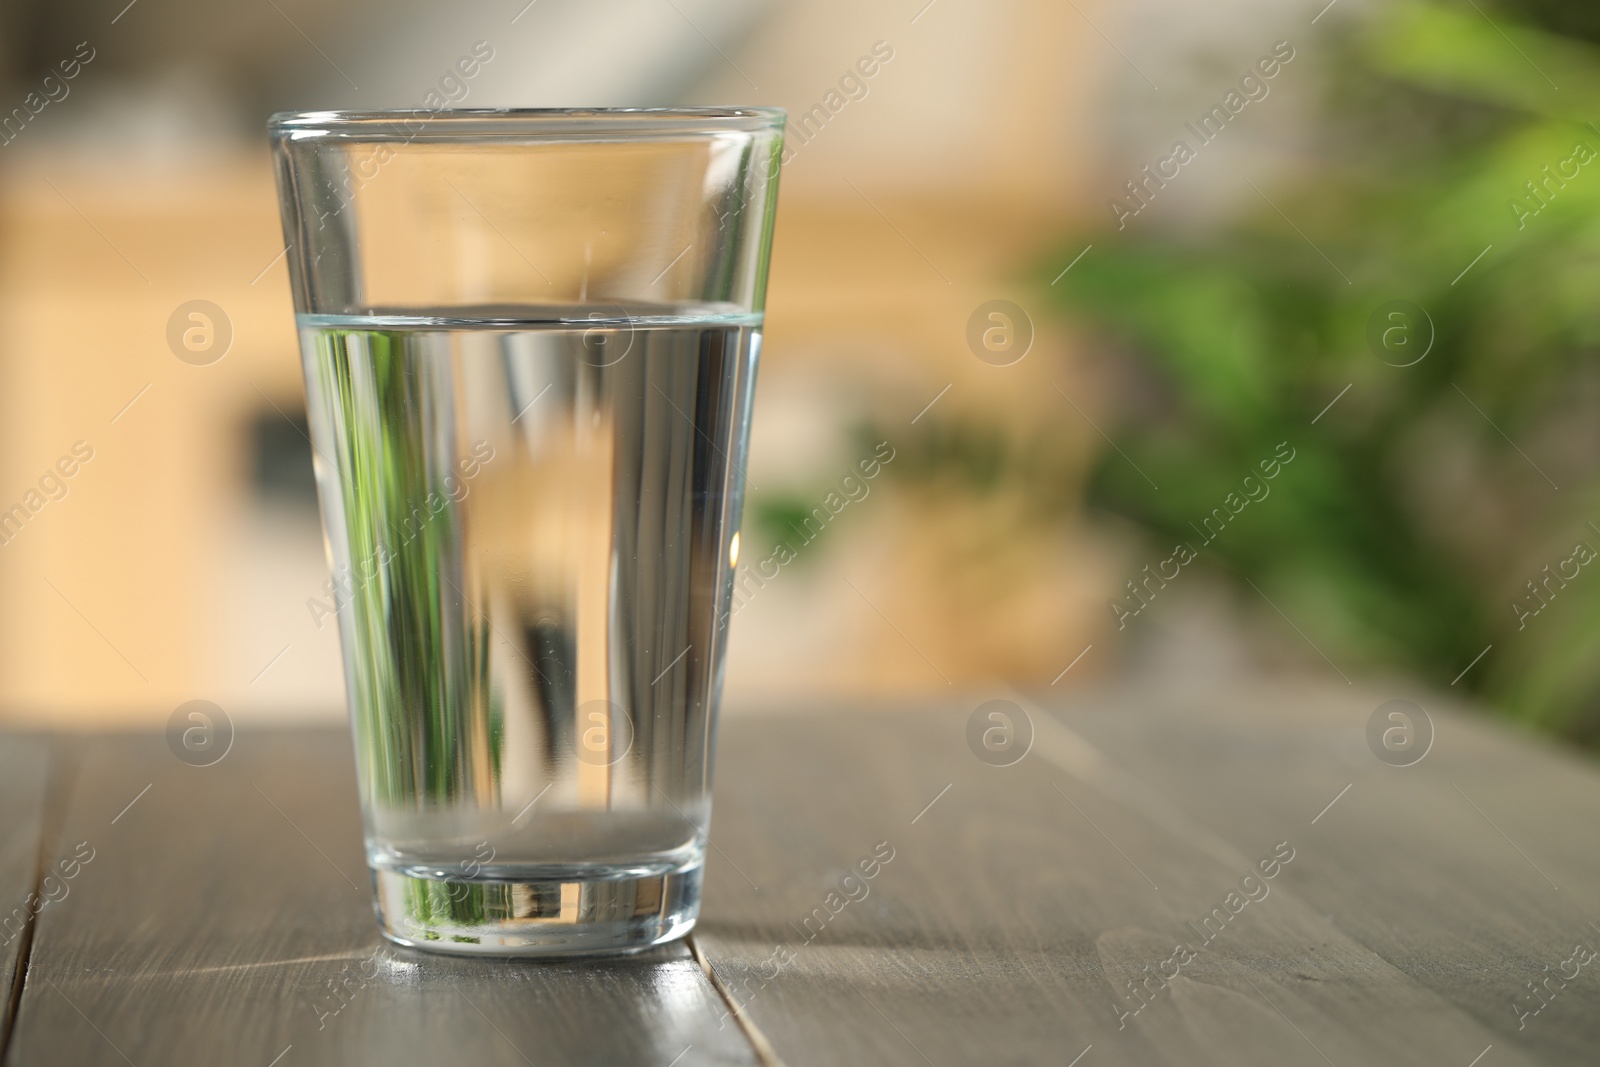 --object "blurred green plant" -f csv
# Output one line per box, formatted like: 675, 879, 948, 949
311, 327, 502, 806
1036, 0, 1600, 743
